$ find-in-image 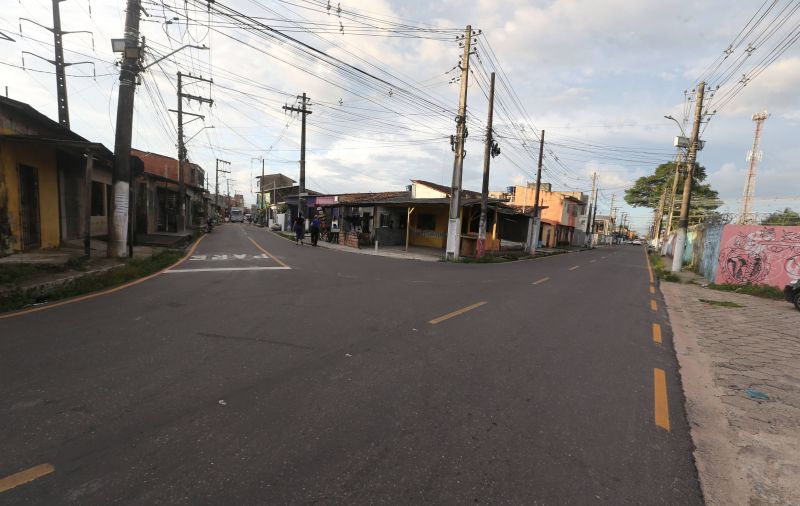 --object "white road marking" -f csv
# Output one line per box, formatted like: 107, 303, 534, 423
233, 254, 247, 260
211, 254, 228, 260
166, 267, 291, 273
190, 255, 207, 261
